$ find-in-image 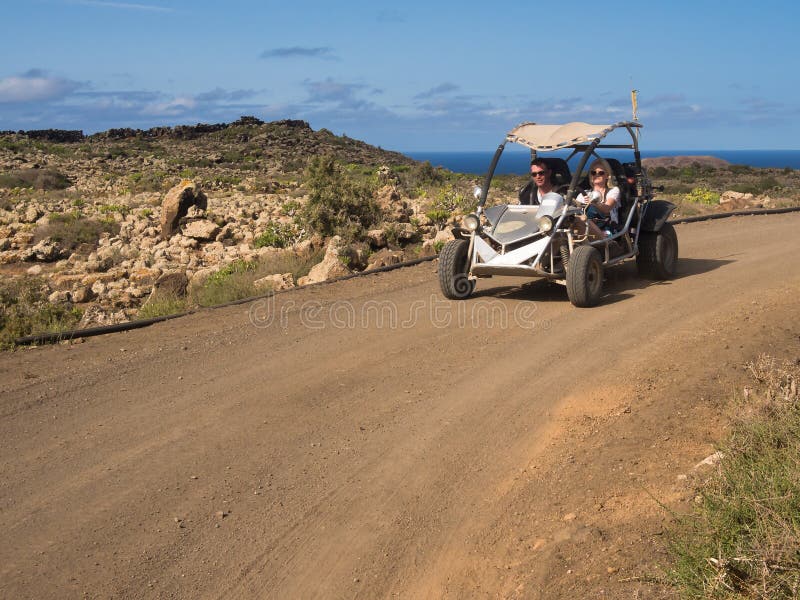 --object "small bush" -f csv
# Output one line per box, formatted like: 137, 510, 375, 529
128, 170, 168, 192
137, 290, 188, 320
728, 164, 753, 175
0, 276, 83, 348
256, 248, 324, 282
280, 199, 301, 216
191, 260, 258, 307
298, 155, 382, 241
99, 203, 130, 216
425, 184, 476, 220
425, 208, 451, 225
650, 166, 669, 177
253, 221, 298, 249
684, 187, 720, 205
0, 168, 71, 190
37, 212, 119, 249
